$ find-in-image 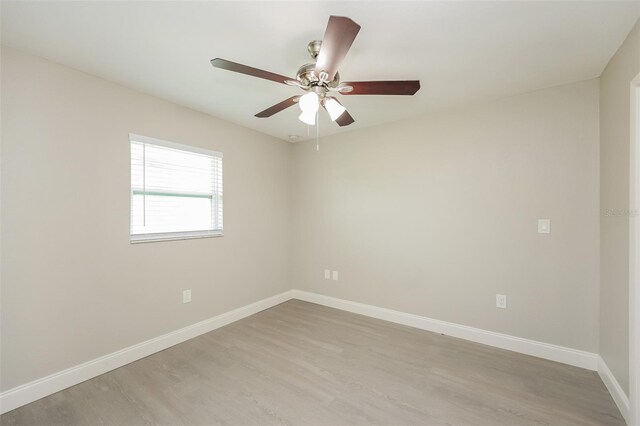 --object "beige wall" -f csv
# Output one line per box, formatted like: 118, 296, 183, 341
600, 19, 640, 397
291, 79, 601, 352
0, 48, 291, 391
1, 36, 625, 396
